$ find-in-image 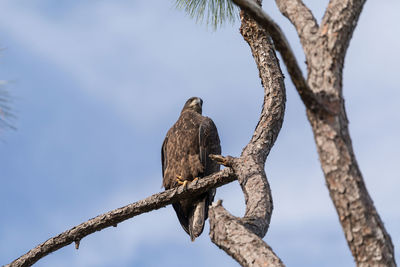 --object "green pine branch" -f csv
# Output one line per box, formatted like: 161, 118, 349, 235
174, 0, 238, 29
